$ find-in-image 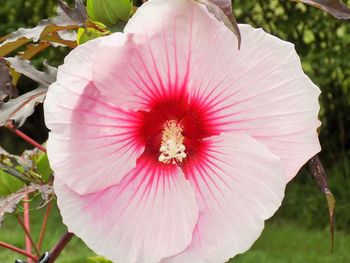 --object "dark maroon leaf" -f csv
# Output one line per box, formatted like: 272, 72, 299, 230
0, 189, 23, 227
0, 58, 17, 102
308, 155, 335, 252
293, 0, 350, 19
58, 0, 87, 26
18, 42, 52, 60
0, 87, 47, 128
210, 0, 234, 19
196, 0, 241, 48
0, 15, 74, 50
5, 57, 57, 88
0, 58, 56, 128
0, 183, 53, 227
